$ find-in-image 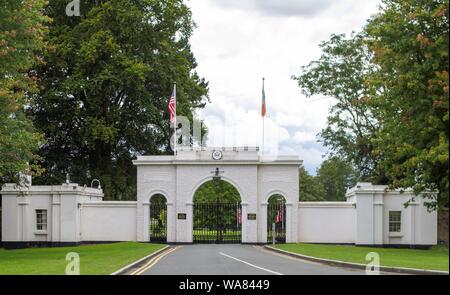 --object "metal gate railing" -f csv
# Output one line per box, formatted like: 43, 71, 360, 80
267, 203, 286, 243
193, 202, 242, 243
149, 203, 167, 243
